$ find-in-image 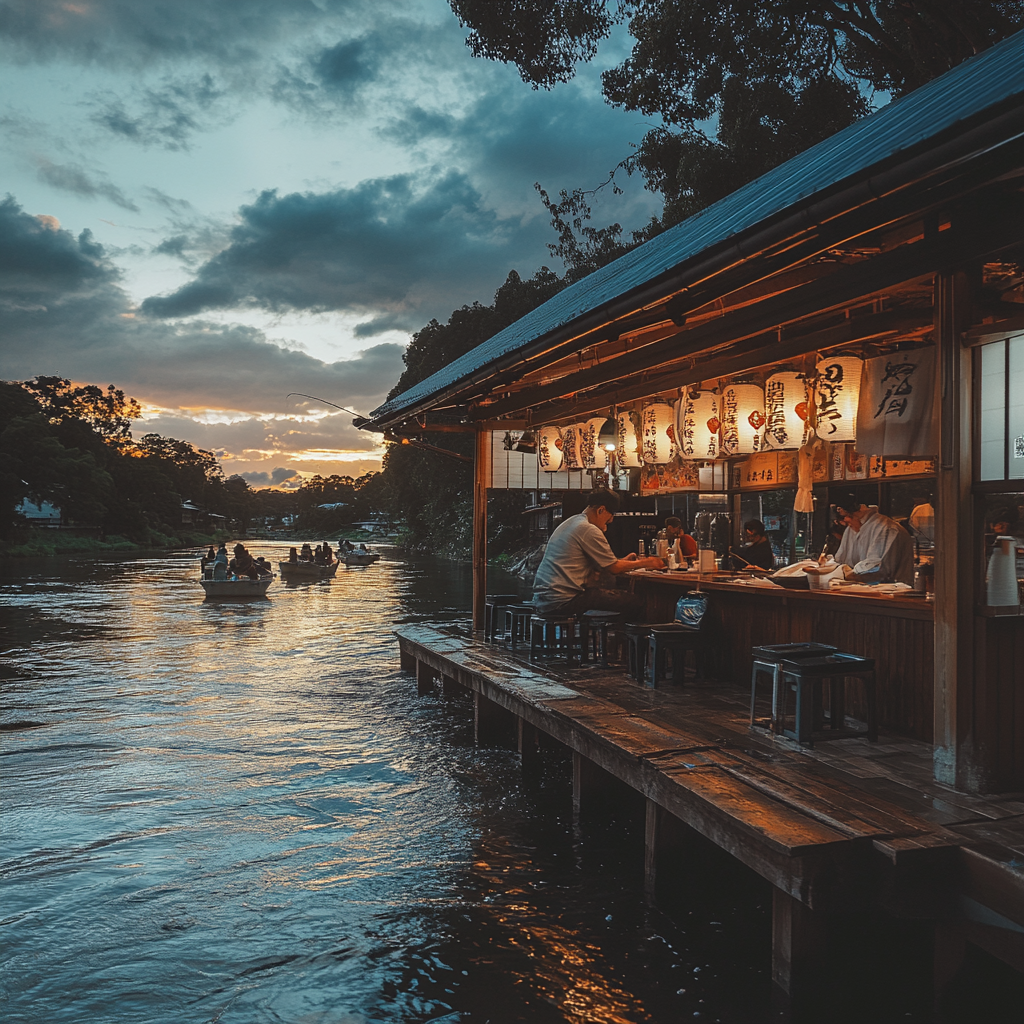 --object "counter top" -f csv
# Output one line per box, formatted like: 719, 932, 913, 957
628, 569, 935, 619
